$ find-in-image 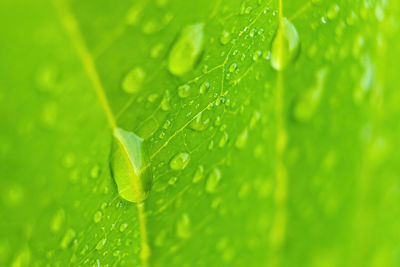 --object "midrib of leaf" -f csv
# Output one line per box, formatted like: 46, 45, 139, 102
269, 0, 288, 266
52, 0, 150, 266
